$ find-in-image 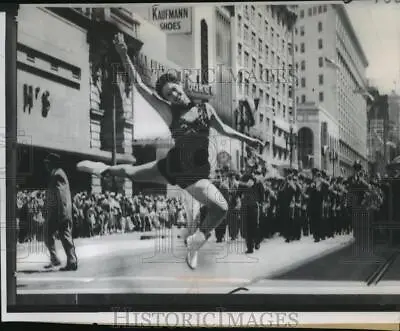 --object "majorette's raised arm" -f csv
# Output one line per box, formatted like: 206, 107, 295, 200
113, 33, 172, 124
